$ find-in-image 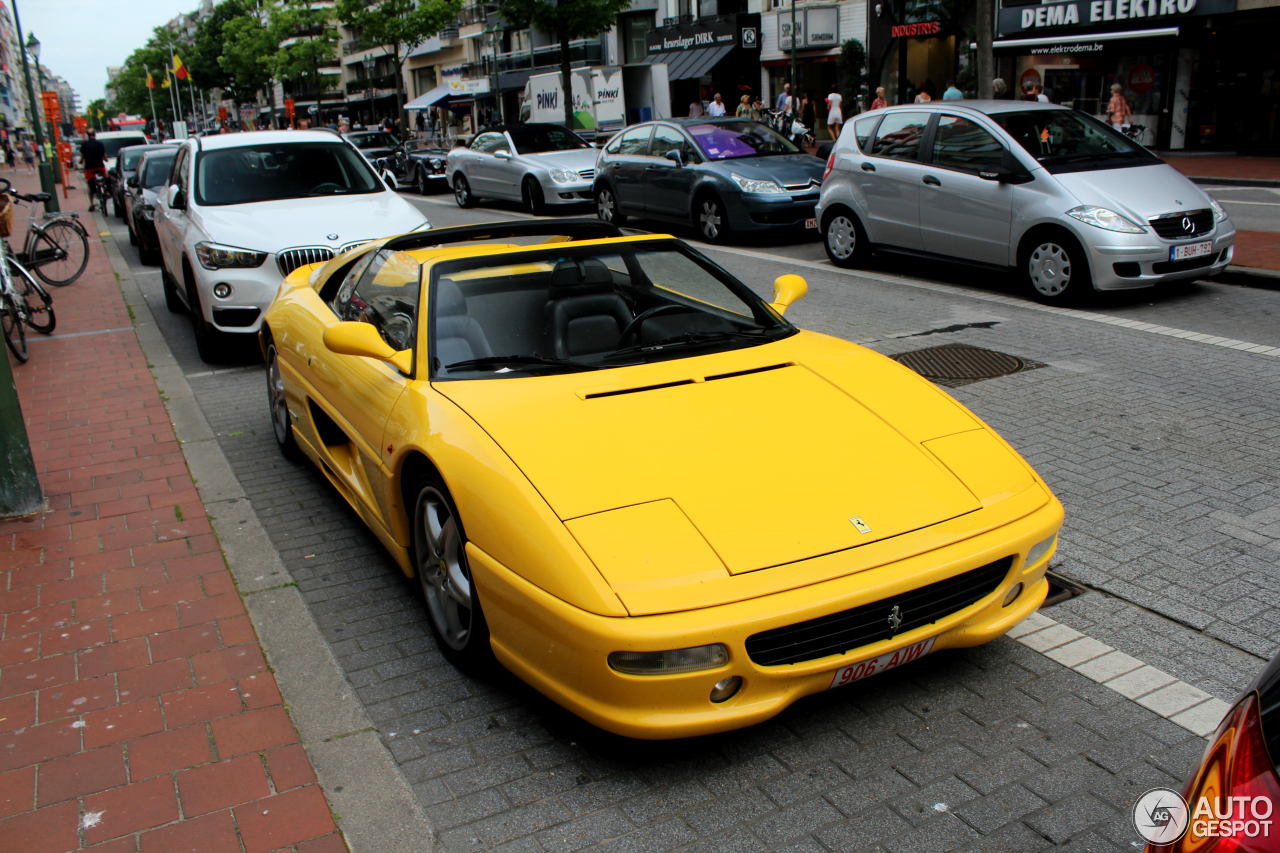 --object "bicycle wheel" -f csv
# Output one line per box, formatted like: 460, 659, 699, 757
10, 260, 54, 334
31, 219, 89, 287
1, 292, 28, 362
